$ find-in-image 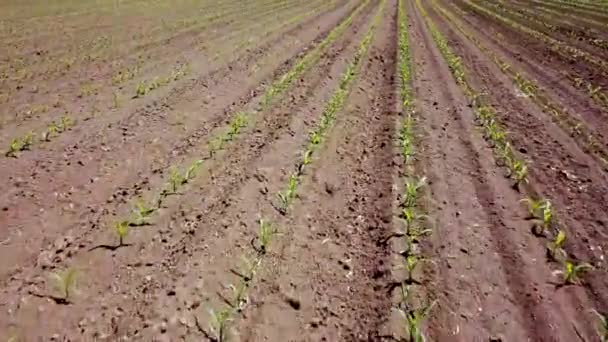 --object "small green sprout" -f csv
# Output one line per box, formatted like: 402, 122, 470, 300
49, 267, 78, 302
135, 81, 148, 97
277, 173, 299, 212
310, 131, 321, 145
131, 199, 155, 226
591, 309, 608, 342
43, 122, 59, 141
114, 220, 130, 246
236, 255, 261, 282
168, 167, 185, 193
208, 307, 232, 342
546, 230, 566, 261
184, 160, 204, 183
57, 116, 73, 132
402, 254, 428, 284
398, 300, 436, 342
521, 198, 553, 236
555, 260, 593, 285
6, 138, 21, 157
20, 132, 34, 150
257, 218, 277, 254
228, 280, 248, 310
511, 159, 528, 189
303, 149, 313, 167
403, 176, 426, 207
